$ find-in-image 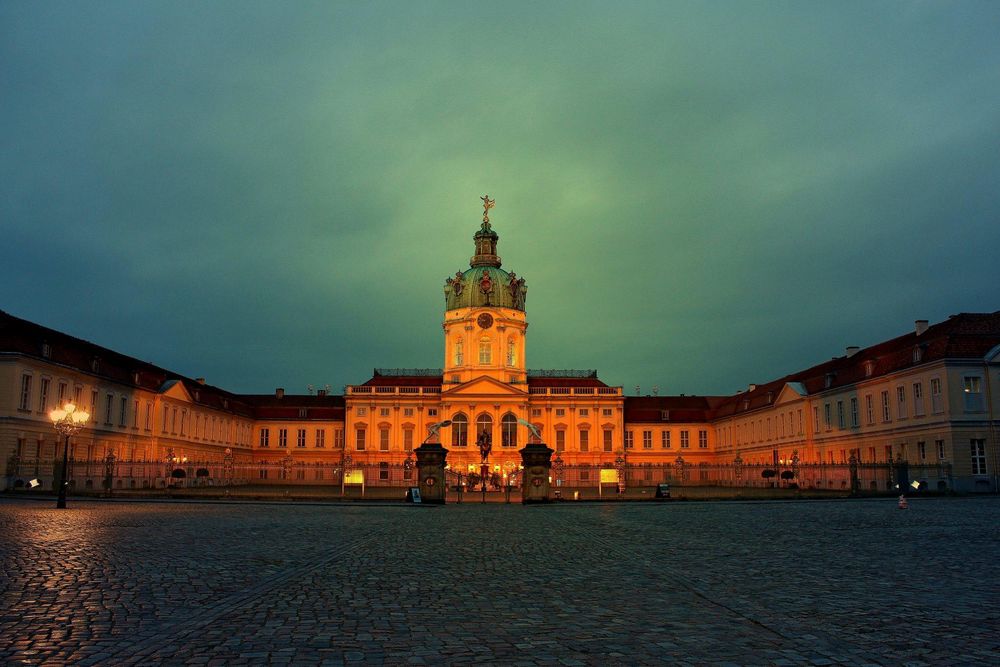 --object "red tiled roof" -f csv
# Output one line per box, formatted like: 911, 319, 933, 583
0, 310, 258, 418
711, 311, 1000, 418
624, 396, 725, 422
